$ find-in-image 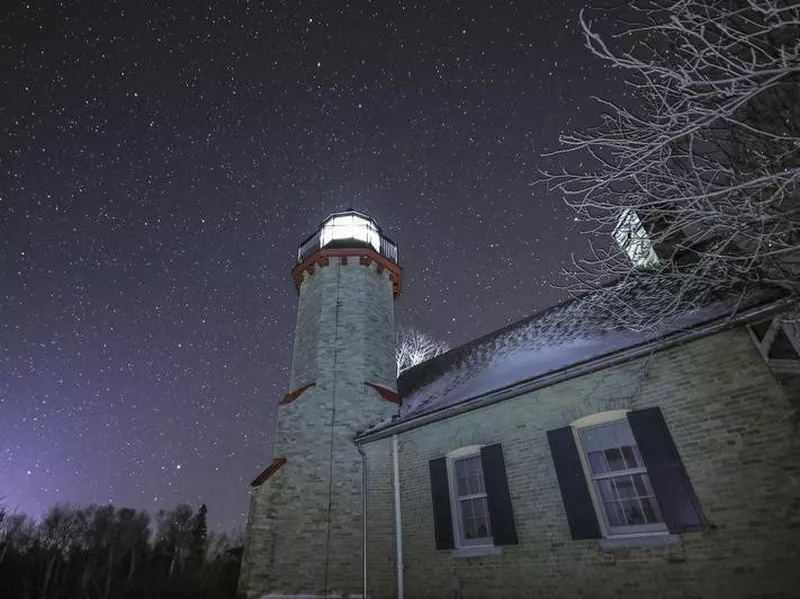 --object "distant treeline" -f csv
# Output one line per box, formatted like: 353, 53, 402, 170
0, 502, 241, 599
